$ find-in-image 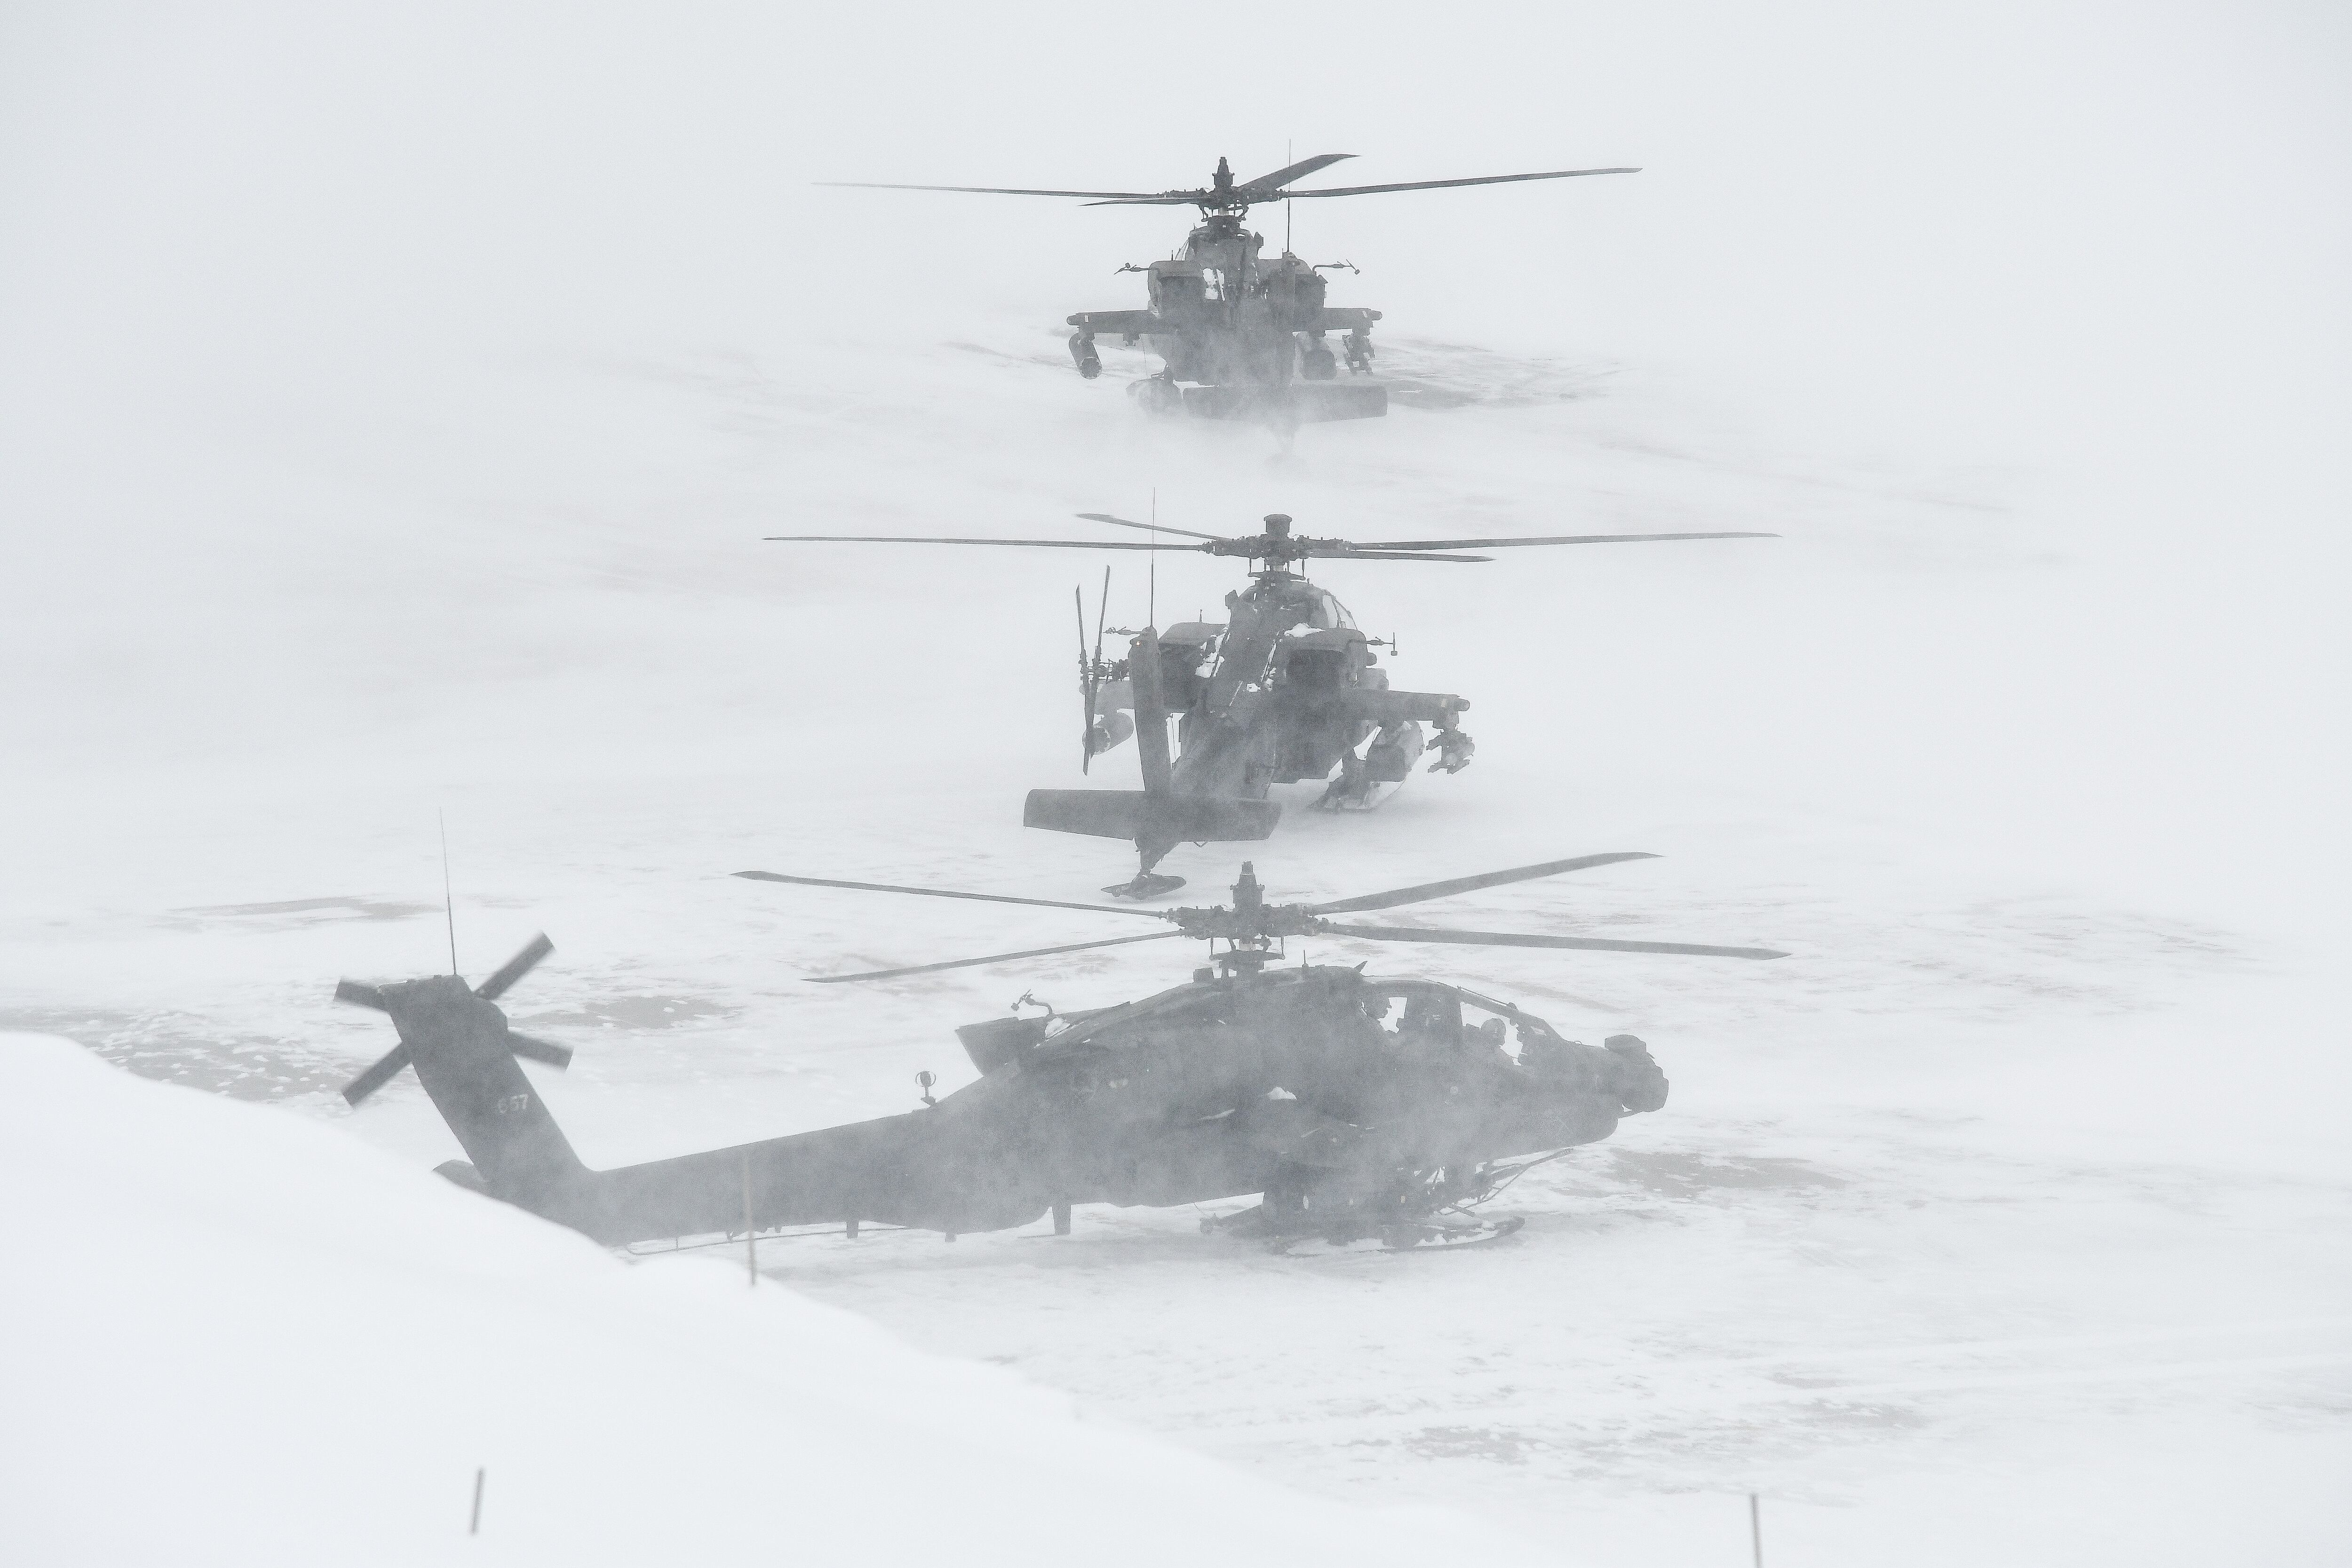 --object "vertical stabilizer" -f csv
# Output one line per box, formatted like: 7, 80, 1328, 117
377, 976, 589, 1207
1130, 626, 1173, 794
